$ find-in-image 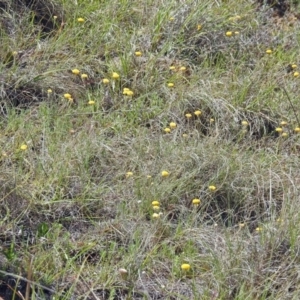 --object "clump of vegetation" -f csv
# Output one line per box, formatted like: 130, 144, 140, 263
1, 0, 300, 299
